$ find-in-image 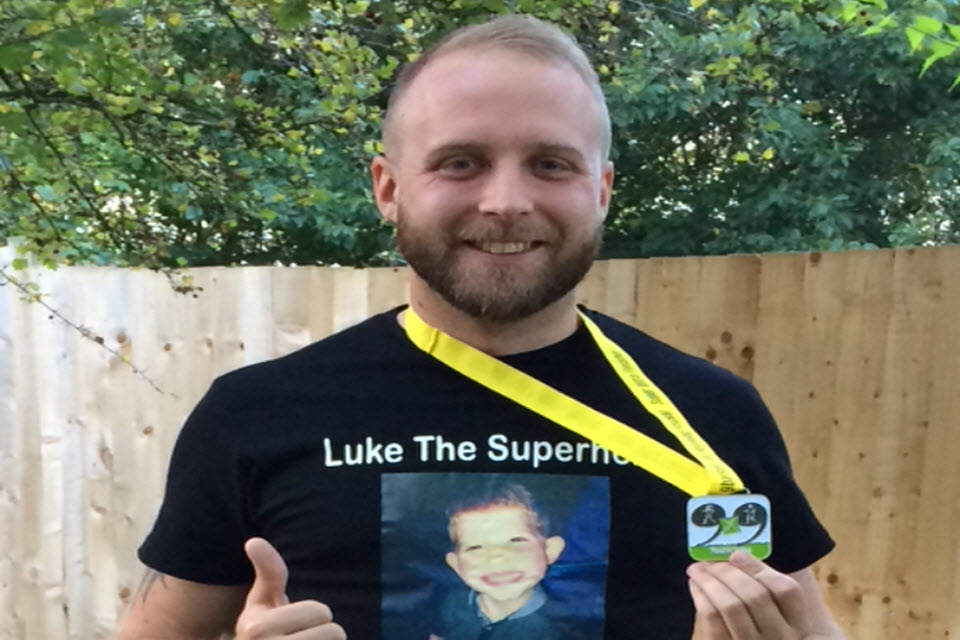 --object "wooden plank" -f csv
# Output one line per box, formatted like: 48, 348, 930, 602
0, 246, 24, 639
632, 255, 705, 355
694, 254, 762, 382
332, 268, 371, 332
599, 258, 639, 325
890, 247, 960, 638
